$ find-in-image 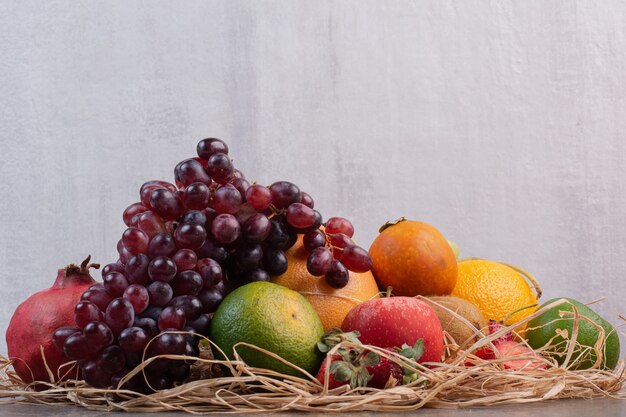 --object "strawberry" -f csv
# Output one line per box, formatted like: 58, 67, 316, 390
316, 328, 424, 389
316, 355, 346, 389
366, 353, 403, 389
